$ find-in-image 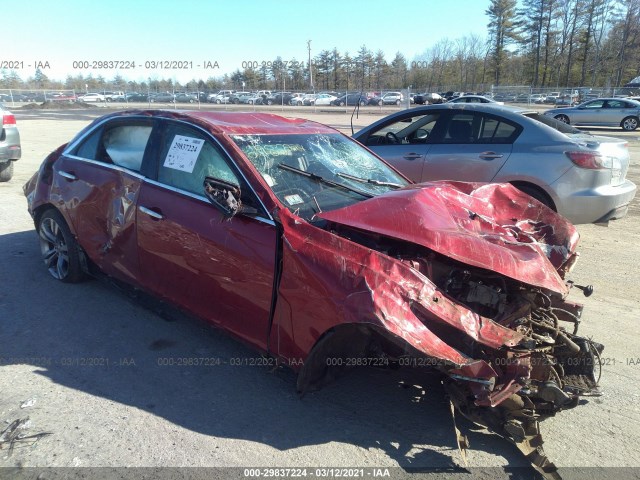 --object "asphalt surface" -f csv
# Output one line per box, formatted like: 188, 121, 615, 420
1, 105, 639, 480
